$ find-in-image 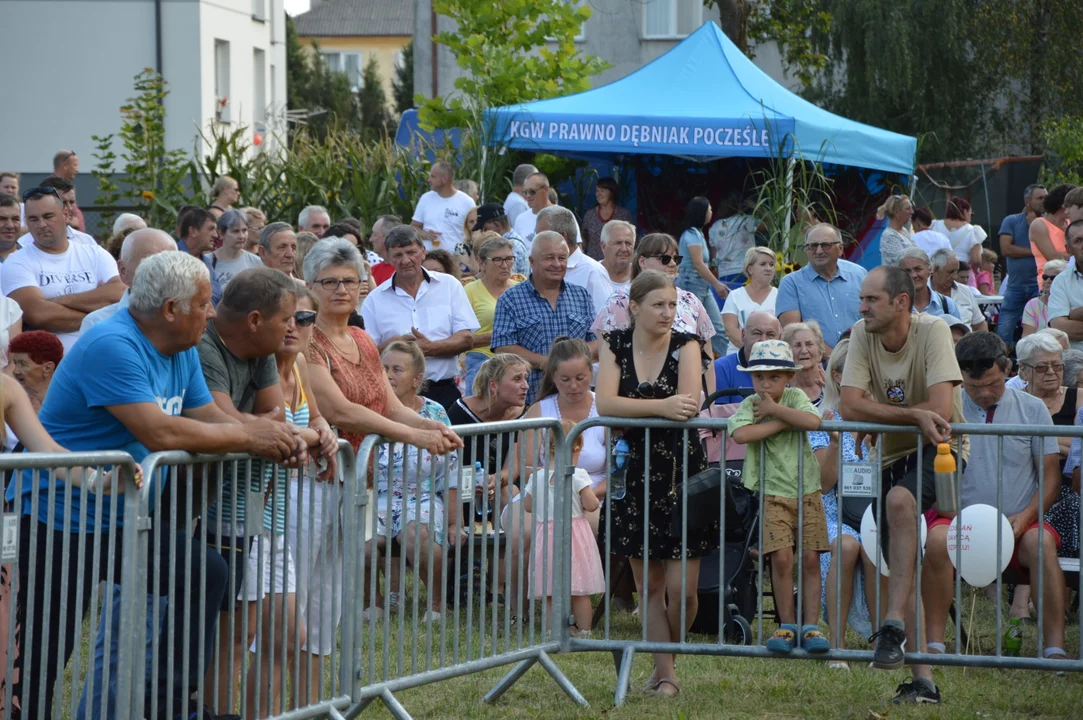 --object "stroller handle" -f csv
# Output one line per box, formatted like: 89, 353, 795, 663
702, 387, 754, 410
